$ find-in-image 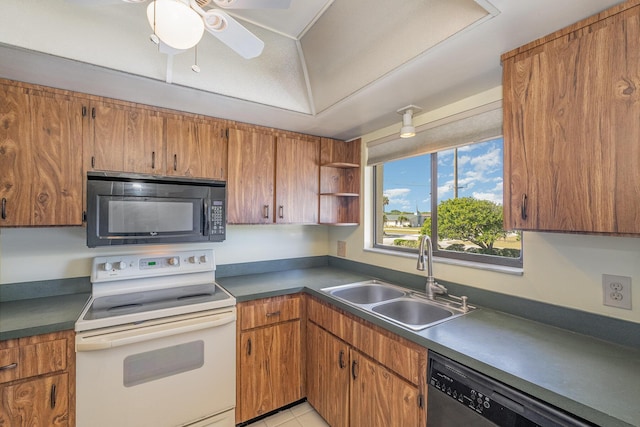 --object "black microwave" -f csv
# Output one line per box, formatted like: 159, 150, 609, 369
86, 172, 226, 247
